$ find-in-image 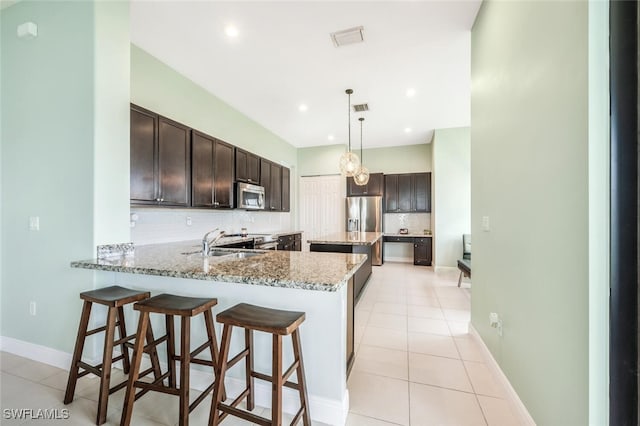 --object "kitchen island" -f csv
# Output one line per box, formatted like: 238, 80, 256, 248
71, 241, 365, 425
308, 232, 383, 300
